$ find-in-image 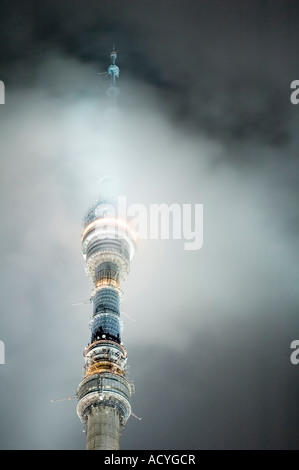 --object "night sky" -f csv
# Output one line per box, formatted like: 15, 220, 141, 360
0, 0, 299, 450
